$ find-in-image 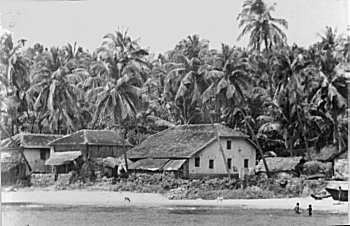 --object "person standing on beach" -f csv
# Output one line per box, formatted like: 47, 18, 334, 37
338, 186, 342, 202
307, 204, 312, 216
294, 203, 300, 214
